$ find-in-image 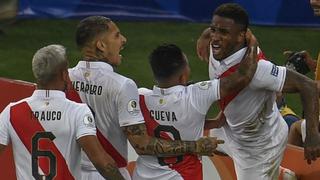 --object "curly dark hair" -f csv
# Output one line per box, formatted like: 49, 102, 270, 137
214, 3, 249, 31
